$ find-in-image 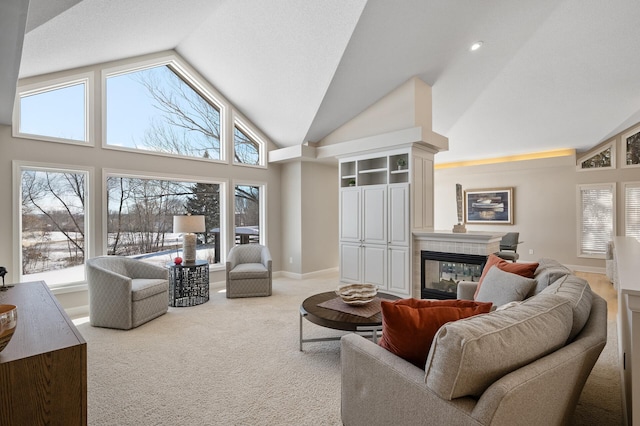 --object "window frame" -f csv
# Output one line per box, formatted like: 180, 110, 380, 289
233, 180, 267, 246
621, 124, 640, 169
576, 140, 616, 171
13, 72, 94, 146
233, 114, 267, 168
103, 168, 229, 270
576, 182, 616, 259
624, 181, 640, 239
13, 160, 94, 289
101, 54, 228, 163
